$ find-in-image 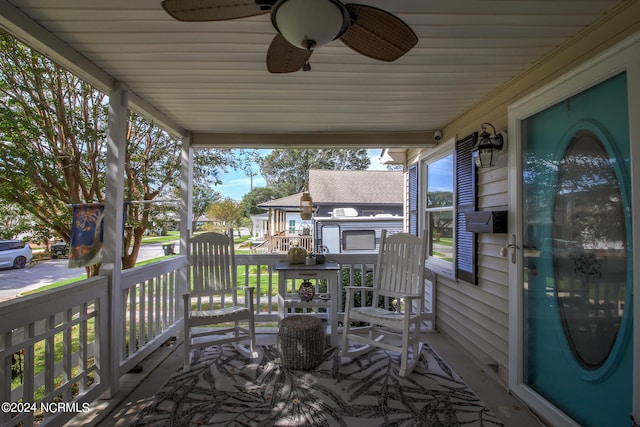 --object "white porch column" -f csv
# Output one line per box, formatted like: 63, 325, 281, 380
178, 134, 193, 321
100, 82, 128, 398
